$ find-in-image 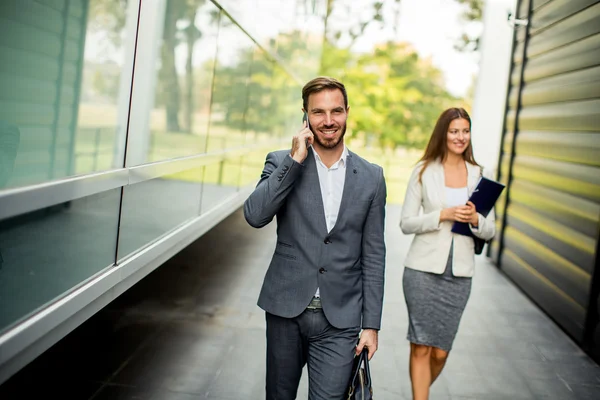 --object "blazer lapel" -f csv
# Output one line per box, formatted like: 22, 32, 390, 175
432, 160, 446, 208
303, 147, 329, 233
328, 151, 357, 235
466, 162, 482, 196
